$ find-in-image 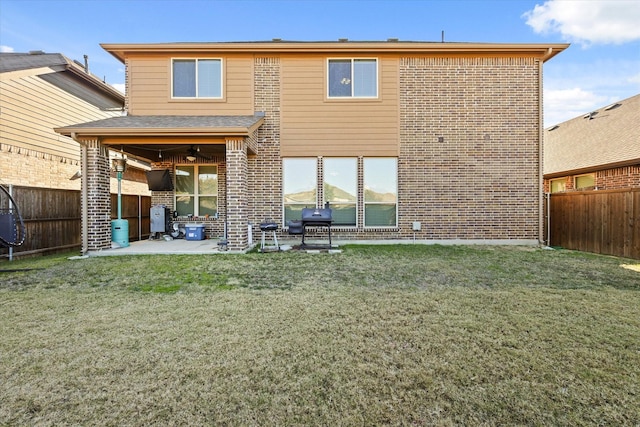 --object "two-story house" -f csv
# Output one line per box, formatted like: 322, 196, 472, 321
55, 40, 568, 253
